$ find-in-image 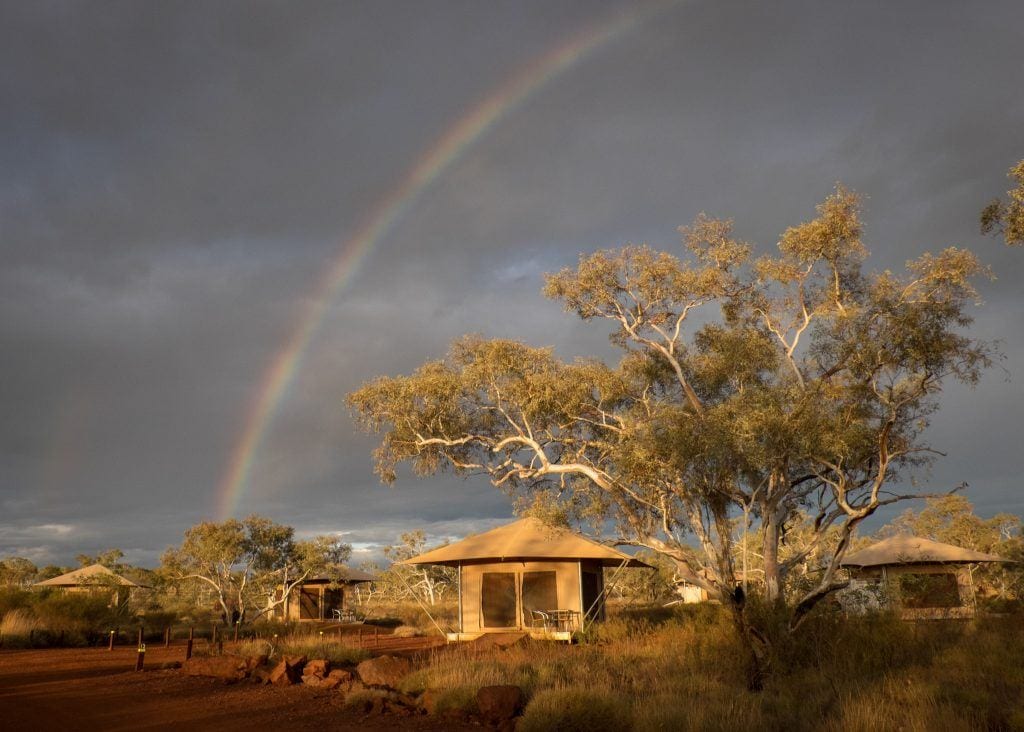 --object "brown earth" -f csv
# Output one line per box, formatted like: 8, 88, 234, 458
0, 644, 474, 731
